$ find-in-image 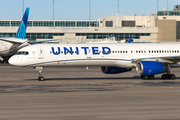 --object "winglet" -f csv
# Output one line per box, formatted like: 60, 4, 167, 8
127, 38, 132, 43
15, 8, 30, 39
